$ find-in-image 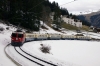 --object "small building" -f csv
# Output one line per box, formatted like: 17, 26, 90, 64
62, 16, 82, 28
